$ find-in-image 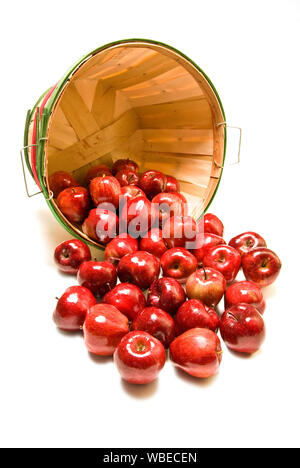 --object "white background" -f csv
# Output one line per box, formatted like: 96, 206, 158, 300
1, 0, 299, 449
